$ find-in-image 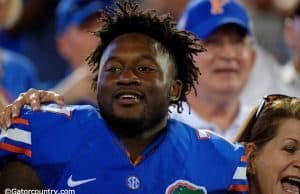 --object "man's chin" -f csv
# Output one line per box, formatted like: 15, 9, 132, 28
102, 113, 147, 137
112, 120, 148, 138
